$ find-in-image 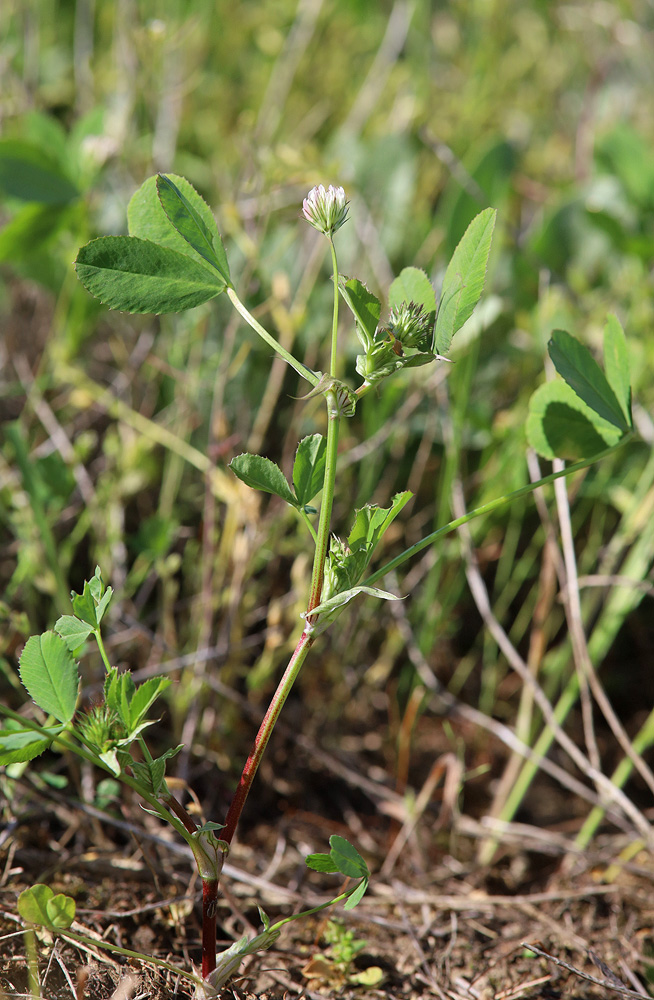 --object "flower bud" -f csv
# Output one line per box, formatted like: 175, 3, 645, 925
387, 300, 433, 351
302, 184, 349, 237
